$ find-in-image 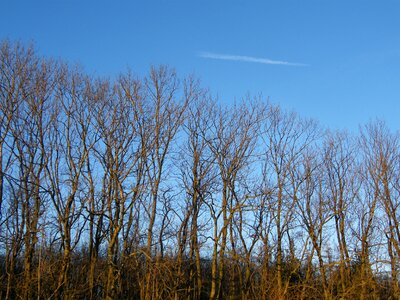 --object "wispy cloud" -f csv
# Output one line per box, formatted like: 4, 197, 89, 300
198, 51, 308, 67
